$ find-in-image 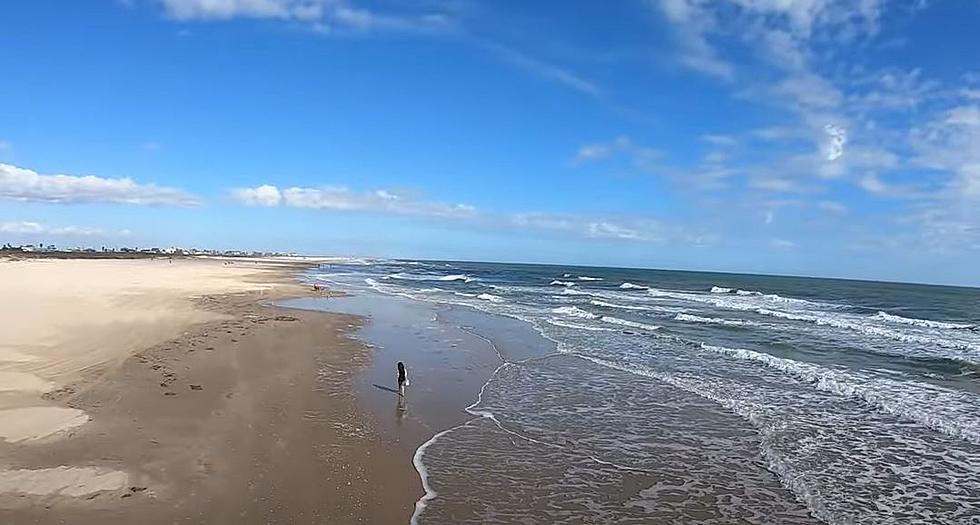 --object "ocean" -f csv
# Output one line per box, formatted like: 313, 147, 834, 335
310, 258, 980, 524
